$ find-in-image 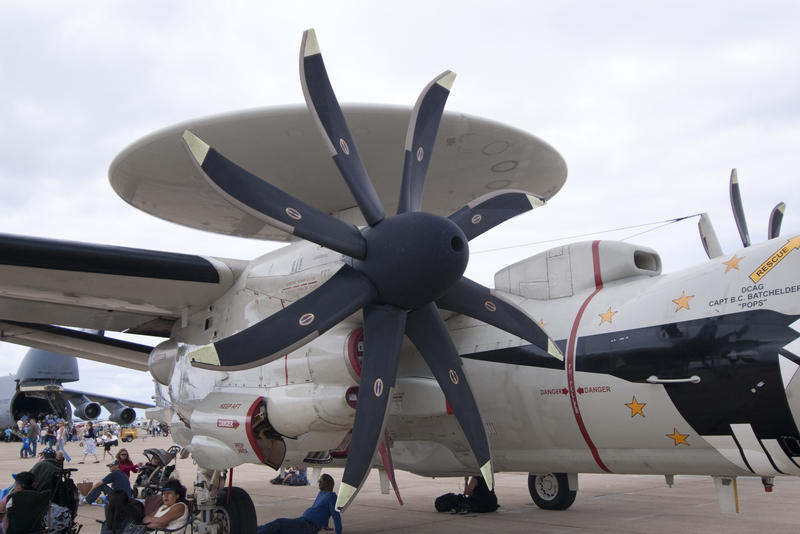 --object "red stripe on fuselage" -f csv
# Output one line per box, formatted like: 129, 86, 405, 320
566, 240, 611, 473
